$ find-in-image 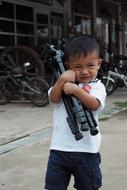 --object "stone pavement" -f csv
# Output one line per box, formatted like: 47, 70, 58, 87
0, 87, 127, 189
